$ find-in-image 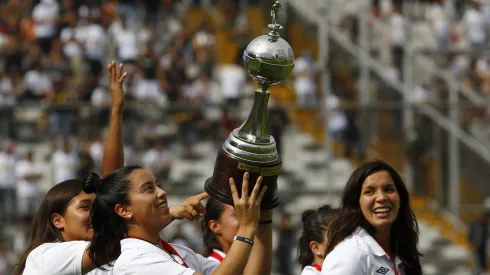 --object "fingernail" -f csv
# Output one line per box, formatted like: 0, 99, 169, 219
229, 178, 233, 182
244, 172, 249, 177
